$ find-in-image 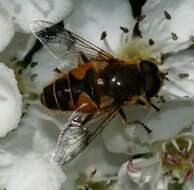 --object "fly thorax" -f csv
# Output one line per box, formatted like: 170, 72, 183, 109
104, 64, 144, 102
